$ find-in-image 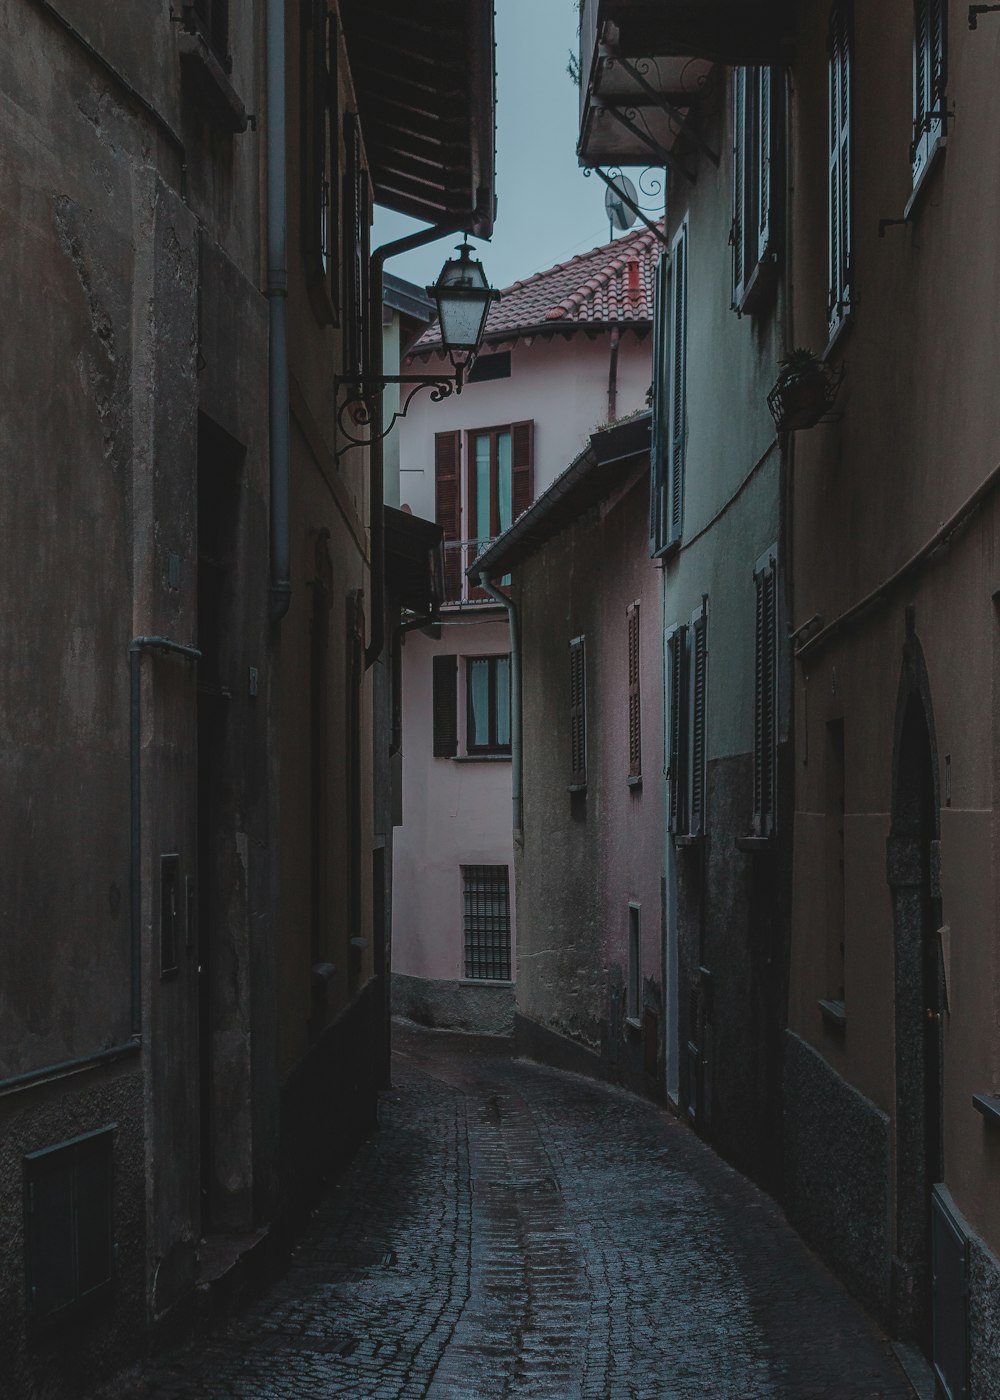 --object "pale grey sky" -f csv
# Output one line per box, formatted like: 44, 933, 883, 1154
372, 0, 628, 295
